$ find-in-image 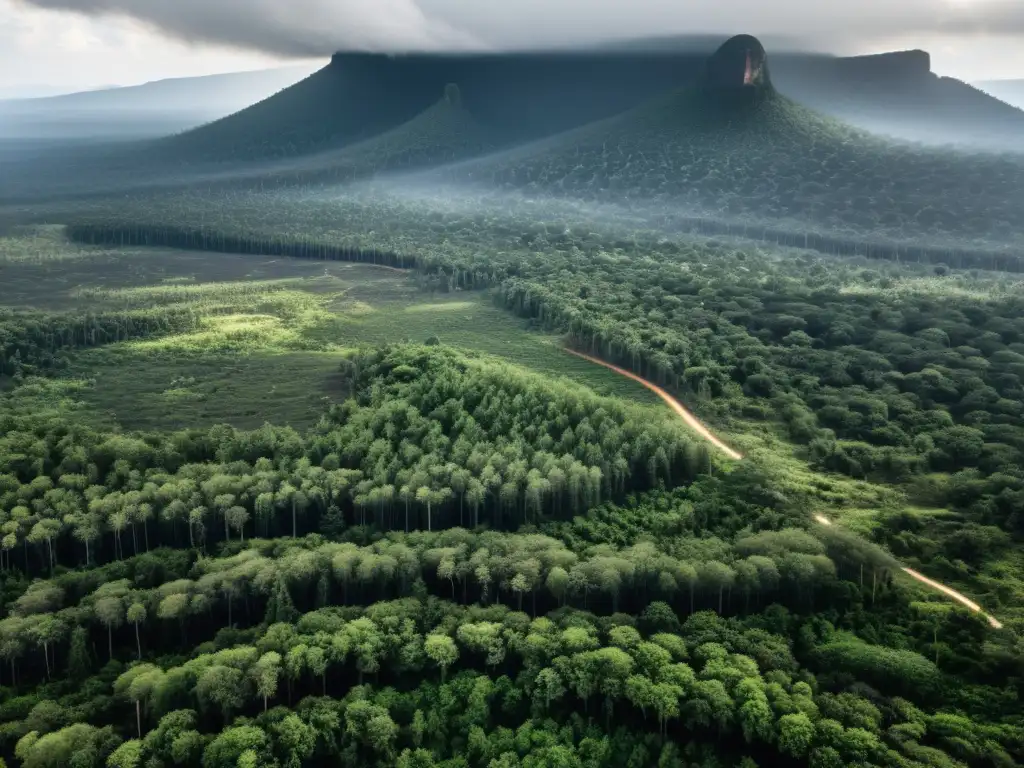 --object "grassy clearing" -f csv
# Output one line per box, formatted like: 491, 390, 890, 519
68, 282, 659, 431
0, 224, 95, 264
0, 226, 391, 310
78, 349, 346, 431
2, 230, 657, 430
